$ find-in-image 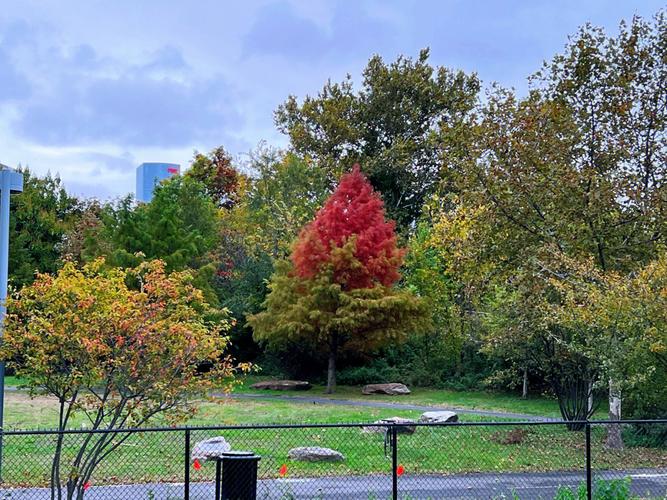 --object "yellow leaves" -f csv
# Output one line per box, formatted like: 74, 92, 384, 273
2, 257, 241, 426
